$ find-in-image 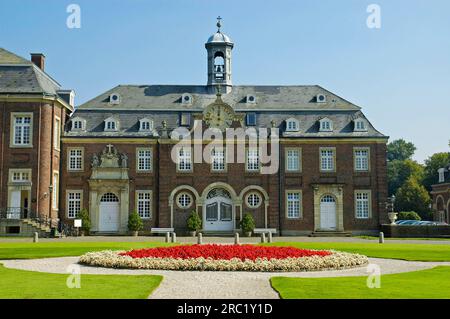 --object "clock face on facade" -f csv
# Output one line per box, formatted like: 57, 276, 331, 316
203, 103, 235, 131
